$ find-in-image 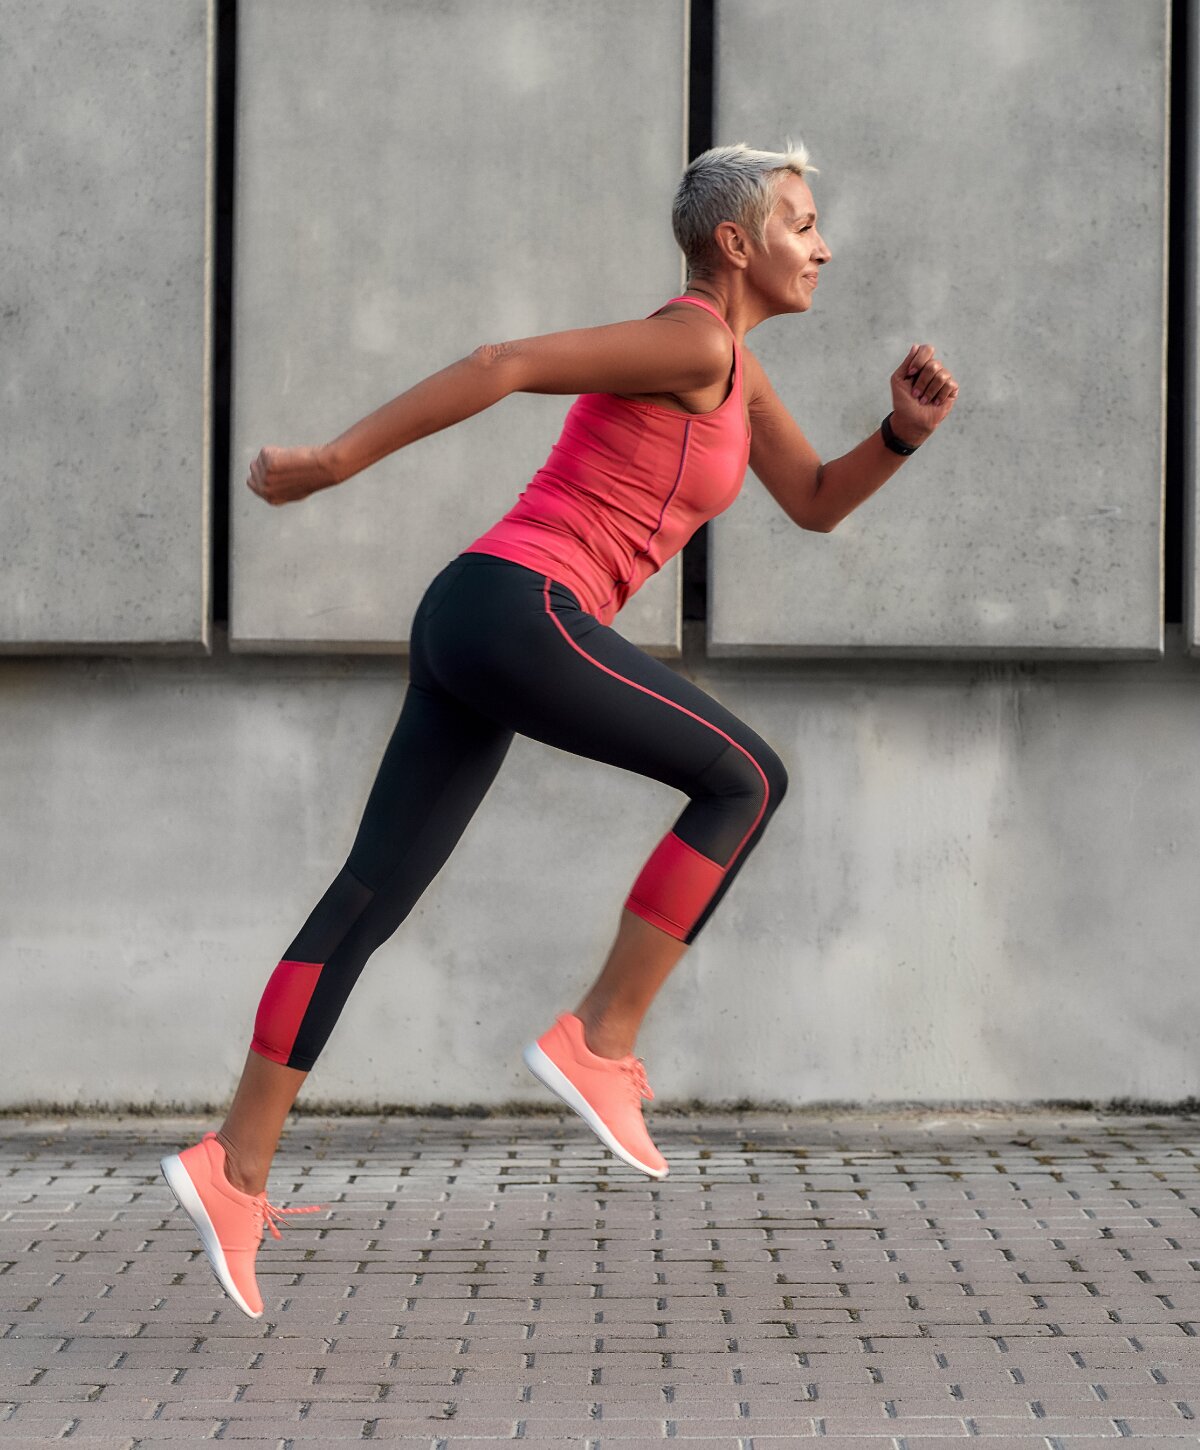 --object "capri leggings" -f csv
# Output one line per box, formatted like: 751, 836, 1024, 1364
251, 552, 789, 1071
